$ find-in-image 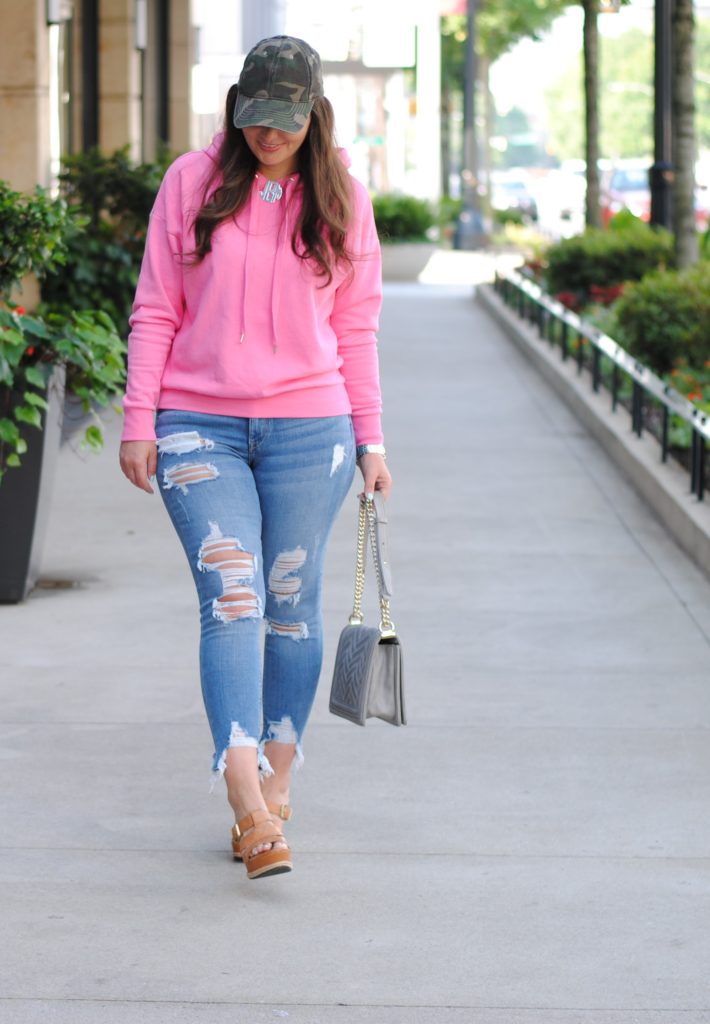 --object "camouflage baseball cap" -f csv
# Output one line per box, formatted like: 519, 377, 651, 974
233, 36, 324, 134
